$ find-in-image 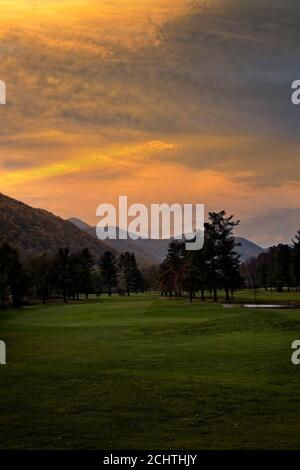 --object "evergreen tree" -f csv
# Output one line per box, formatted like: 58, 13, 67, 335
30, 253, 54, 304
119, 252, 141, 296
91, 269, 103, 298
269, 244, 292, 292
78, 248, 94, 300
181, 250, 200, 303
256, 252, 271, 291
0, 243, 27, 307
292, 231, 300, 290
99, 251, 118, 296
55, 247, 71, 303
163, 240, 185, 296
206, 211, 240, 301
